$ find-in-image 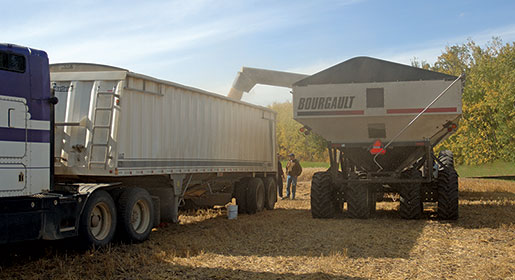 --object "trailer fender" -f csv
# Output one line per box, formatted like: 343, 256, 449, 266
75, 183, 121, 216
